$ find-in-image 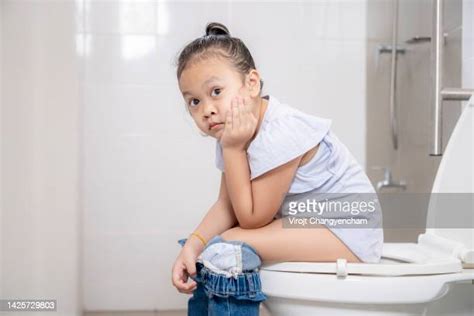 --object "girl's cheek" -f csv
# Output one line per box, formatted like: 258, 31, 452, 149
223, 98, 230, 112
